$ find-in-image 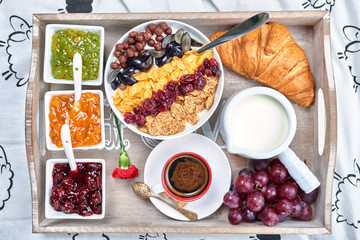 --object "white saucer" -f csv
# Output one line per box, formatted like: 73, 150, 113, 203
144, 133, 231, 221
